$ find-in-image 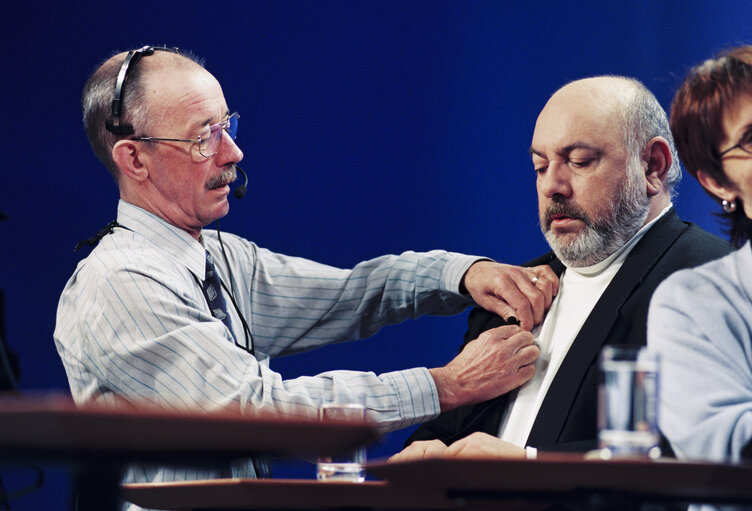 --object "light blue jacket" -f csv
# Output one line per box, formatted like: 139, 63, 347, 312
648, 242, 752, 462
